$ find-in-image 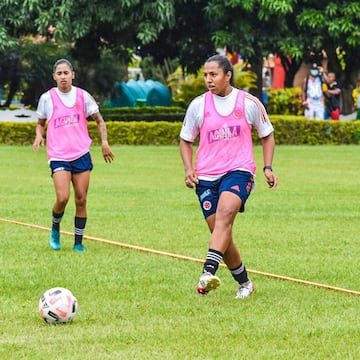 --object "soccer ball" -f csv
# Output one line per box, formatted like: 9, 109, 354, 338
39, 287, 78, 324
